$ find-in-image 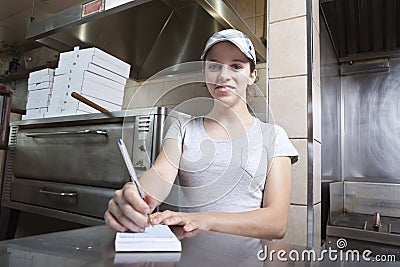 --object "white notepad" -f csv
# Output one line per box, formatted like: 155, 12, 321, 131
115, 225, 182, 252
